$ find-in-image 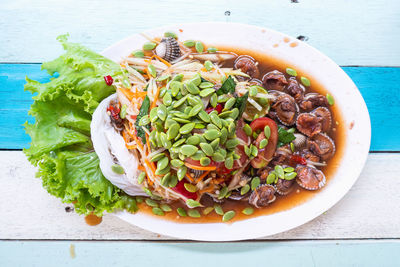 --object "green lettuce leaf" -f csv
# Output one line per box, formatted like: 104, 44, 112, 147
24, 95, 92, 163
24, 35, 137, 216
